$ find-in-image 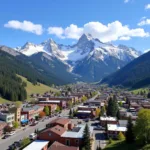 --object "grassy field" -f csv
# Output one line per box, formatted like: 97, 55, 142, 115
18, 75, 58, 100
0, 97, 11, 104
131, 88, 150, 95
0, 75, 58, 103
104, 140, 140, 150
